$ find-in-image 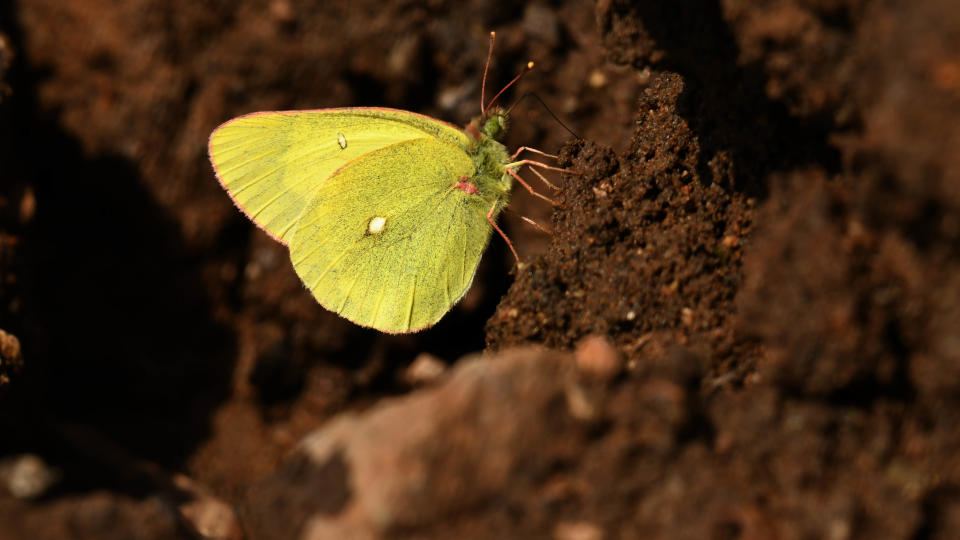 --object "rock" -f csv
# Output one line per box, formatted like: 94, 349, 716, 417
574, 334, 622, 381
554, 521, 605, 540
402, 353, 447, 386
2, 454, 59, 499
248, 347, 578, 539
173, 474, 243, 540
